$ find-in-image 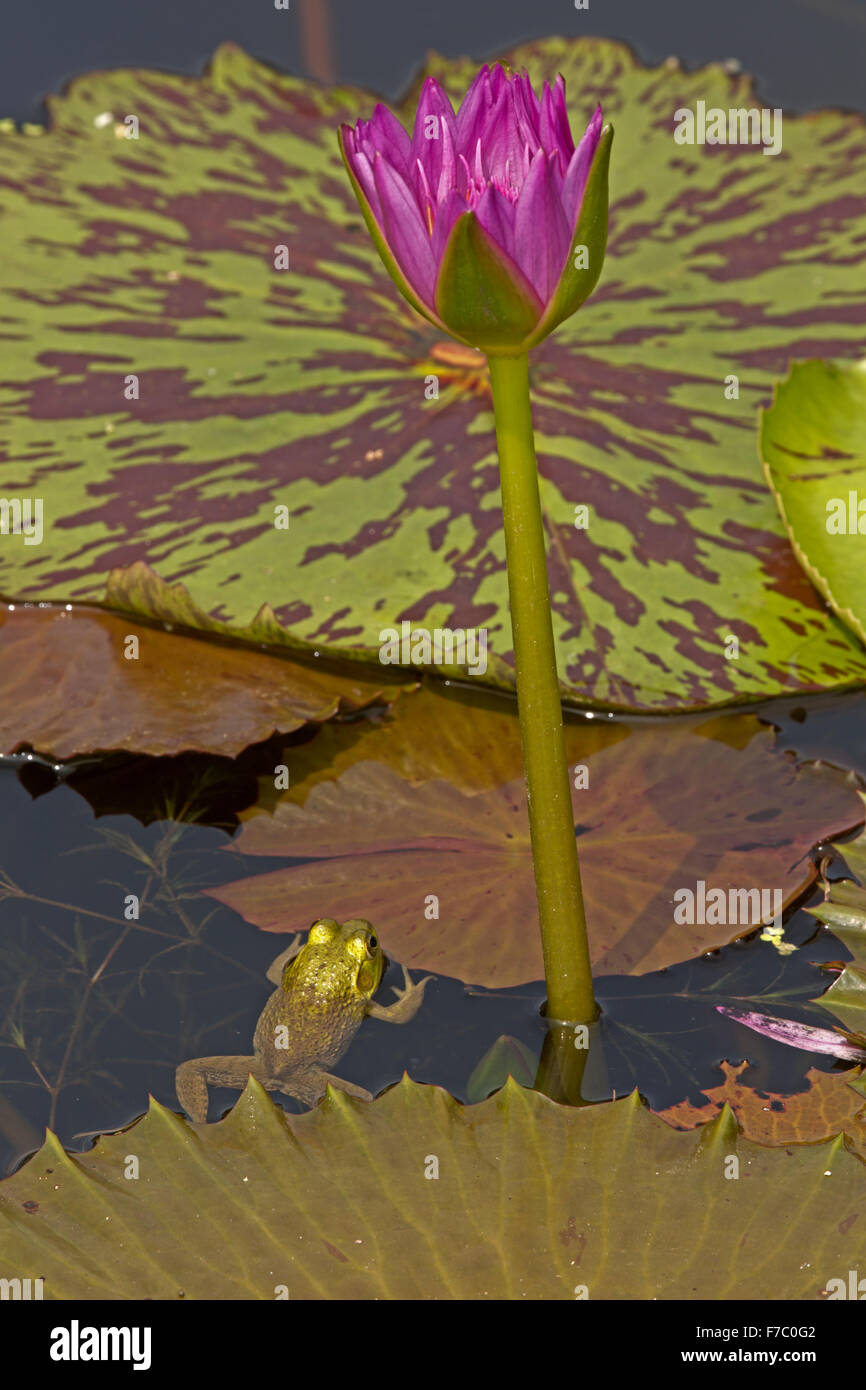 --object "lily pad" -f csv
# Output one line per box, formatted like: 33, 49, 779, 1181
828, 801, 866, 885
0, 596, 410, 759
1, 42, 865, 709
466, 1034, 538, 1102
658, 1059, 866, 1162
761, 358, 866, 646
806, 813, 866, 1031
245, 681, 626, 809
210, 687, 863, 985
1, 1078, 864, 1299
